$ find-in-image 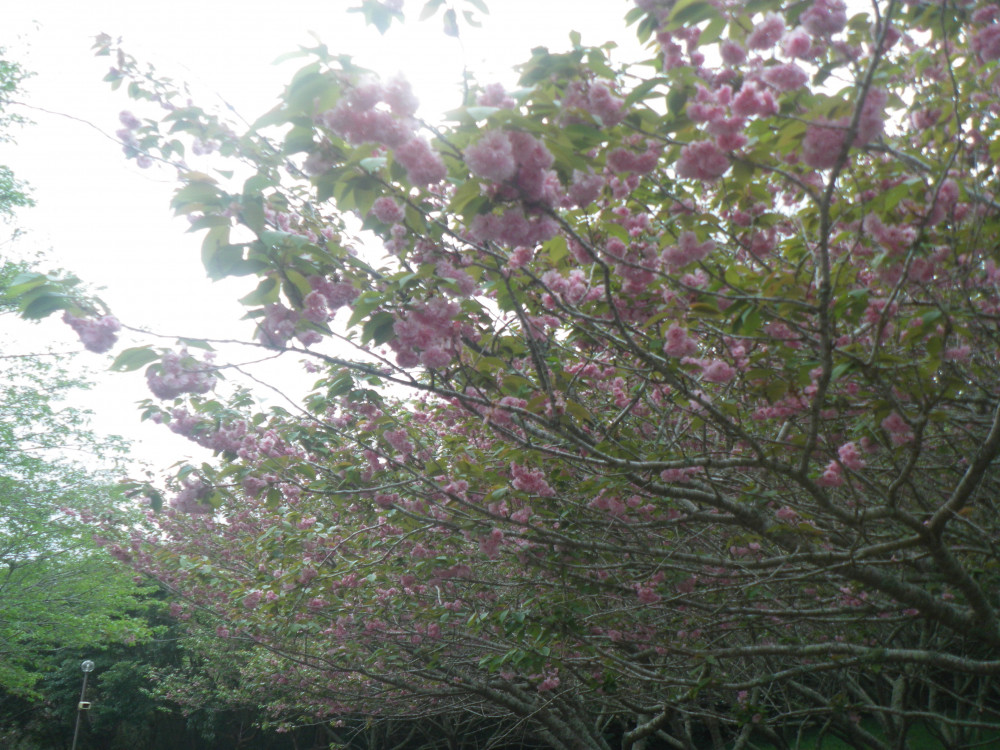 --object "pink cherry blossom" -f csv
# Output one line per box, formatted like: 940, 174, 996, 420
762, 63, 809, 91
146, 349, 217, 400
636, 585, 661, 604
586, 82, 626, 126
62, 312, 121, 353
465, 130, 517, 182
663, 324, 699, 357
816, 460, 844, 487
732, 82, 777, 118
720, 40, 748, 65
394, 137, 447, 185
881, 412, 914, 445
675, 140, 729, 181
537, 675, 560, 692
838, 442, 866, 471
371, 196, 406, 224
701, 360, 736, 383
510, 462, 556, 497
662, 232, 715, 269
783, 27, 813, 58
800, 0, 848, 36
972, 24, 1000, 61
801, 119, 847, 169
747, 13, 786, 50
